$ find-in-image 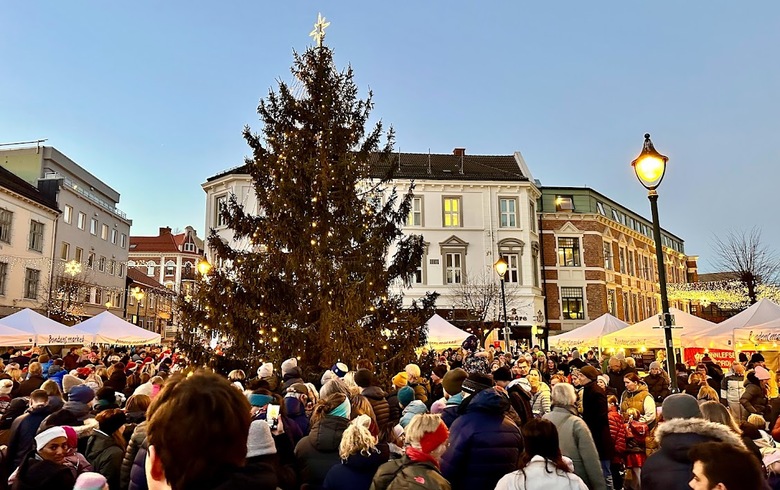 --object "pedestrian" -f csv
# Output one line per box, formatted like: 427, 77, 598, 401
323, 415, 388, 490
295, 392, 351, 489
9, 425, 75, 489
619, 372, 656, 428
573, 365, 614, 489
607, 394, 627, 490
688, 441, 769, 490
643, 361, 670, 403
722, 362, 747, 423
528, 368, 551, 416
85, 408, 127, 490
742, 367, 770, 417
